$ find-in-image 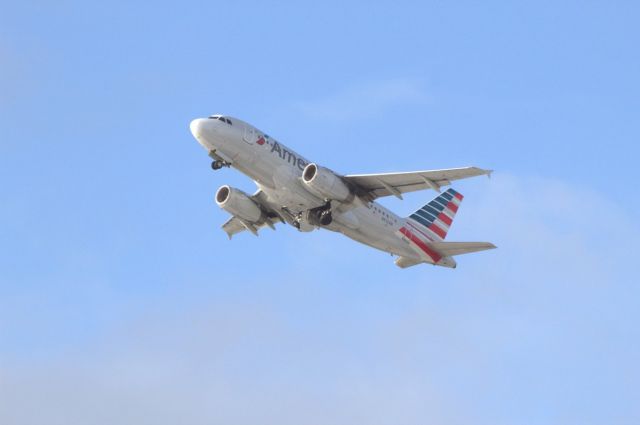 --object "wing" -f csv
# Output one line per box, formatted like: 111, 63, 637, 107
344, 167, 492, 200
220, 189, 284, 239
221, 215, 281, 239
